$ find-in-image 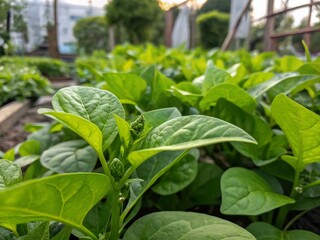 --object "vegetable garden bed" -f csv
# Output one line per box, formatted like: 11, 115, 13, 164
0, 44, 320, 239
